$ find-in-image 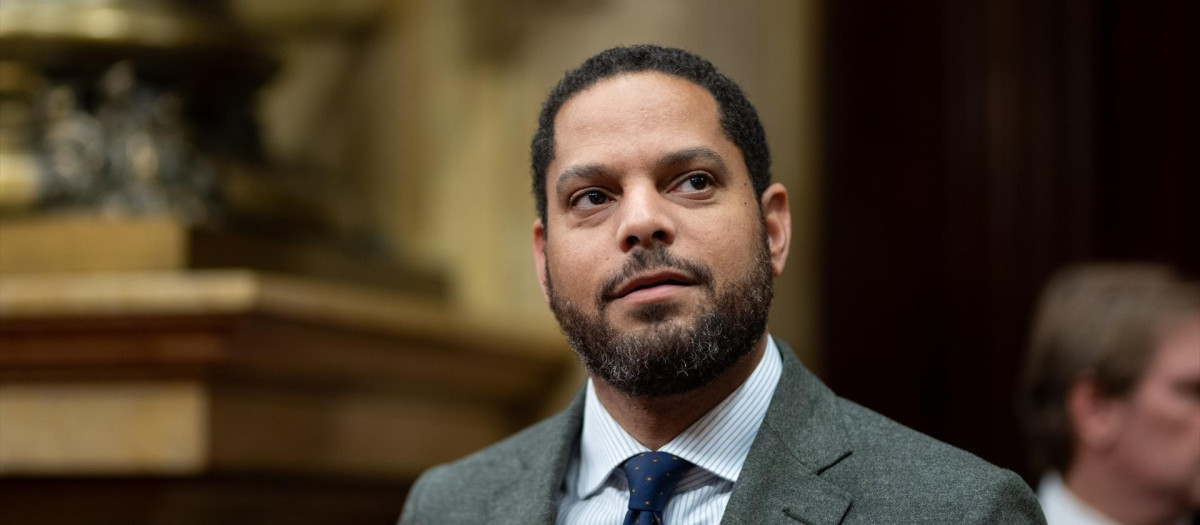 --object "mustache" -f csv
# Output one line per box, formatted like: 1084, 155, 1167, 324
597, 246, 714, 306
